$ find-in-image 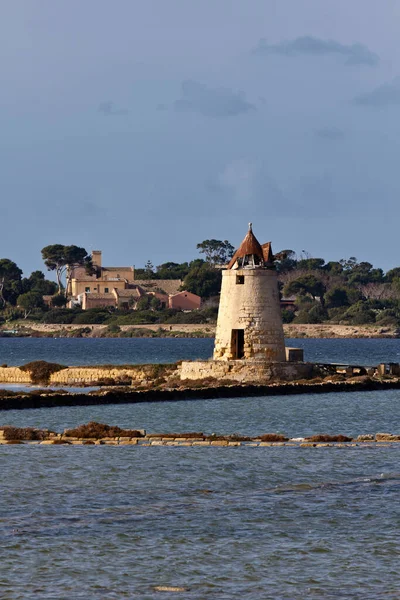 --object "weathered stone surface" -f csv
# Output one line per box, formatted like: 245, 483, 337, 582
0, 367, 31, 383
153, 586, 189, 593
375, 433, 400, 441
213, 269, 285, 362
0, 364, 178, 386
356, 434, 375, 442
210, 440, 229, 446
180, 359, 312, 383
